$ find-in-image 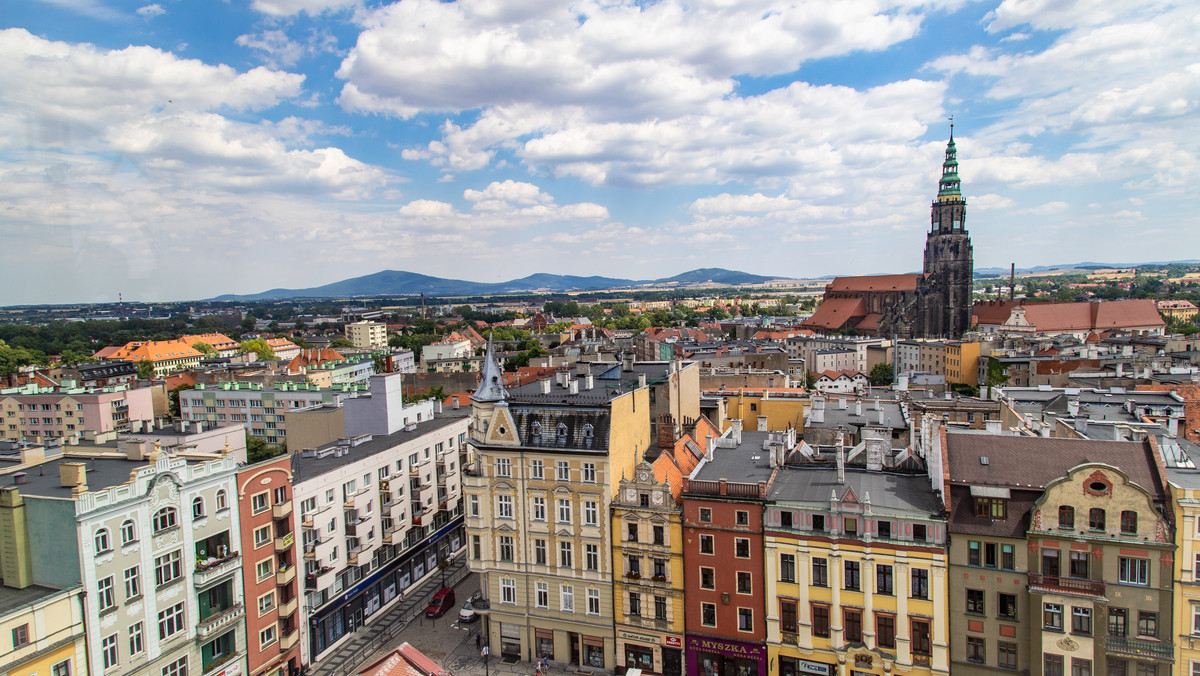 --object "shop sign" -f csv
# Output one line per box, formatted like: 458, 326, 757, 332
795, 660, 831, 676
618, 630, 659, 645
662, 636, 682, 648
